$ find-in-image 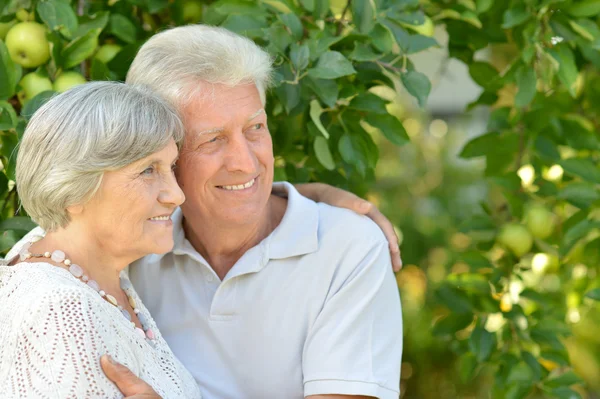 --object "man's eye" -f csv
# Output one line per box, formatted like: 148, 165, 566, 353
200, 137, 218, 146
252, 123, 264, 130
